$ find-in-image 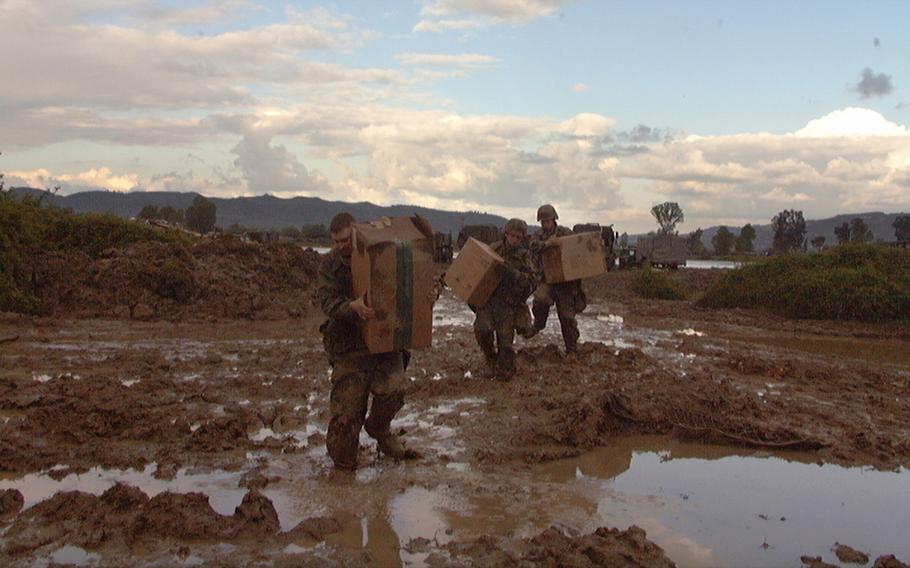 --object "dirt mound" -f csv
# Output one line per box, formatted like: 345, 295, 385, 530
30, 236, 321, 320
414, 525, 675, 567
2, 484, 281, 557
